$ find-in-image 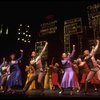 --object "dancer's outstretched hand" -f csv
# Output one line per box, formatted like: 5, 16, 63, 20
20, 49, 23, 53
